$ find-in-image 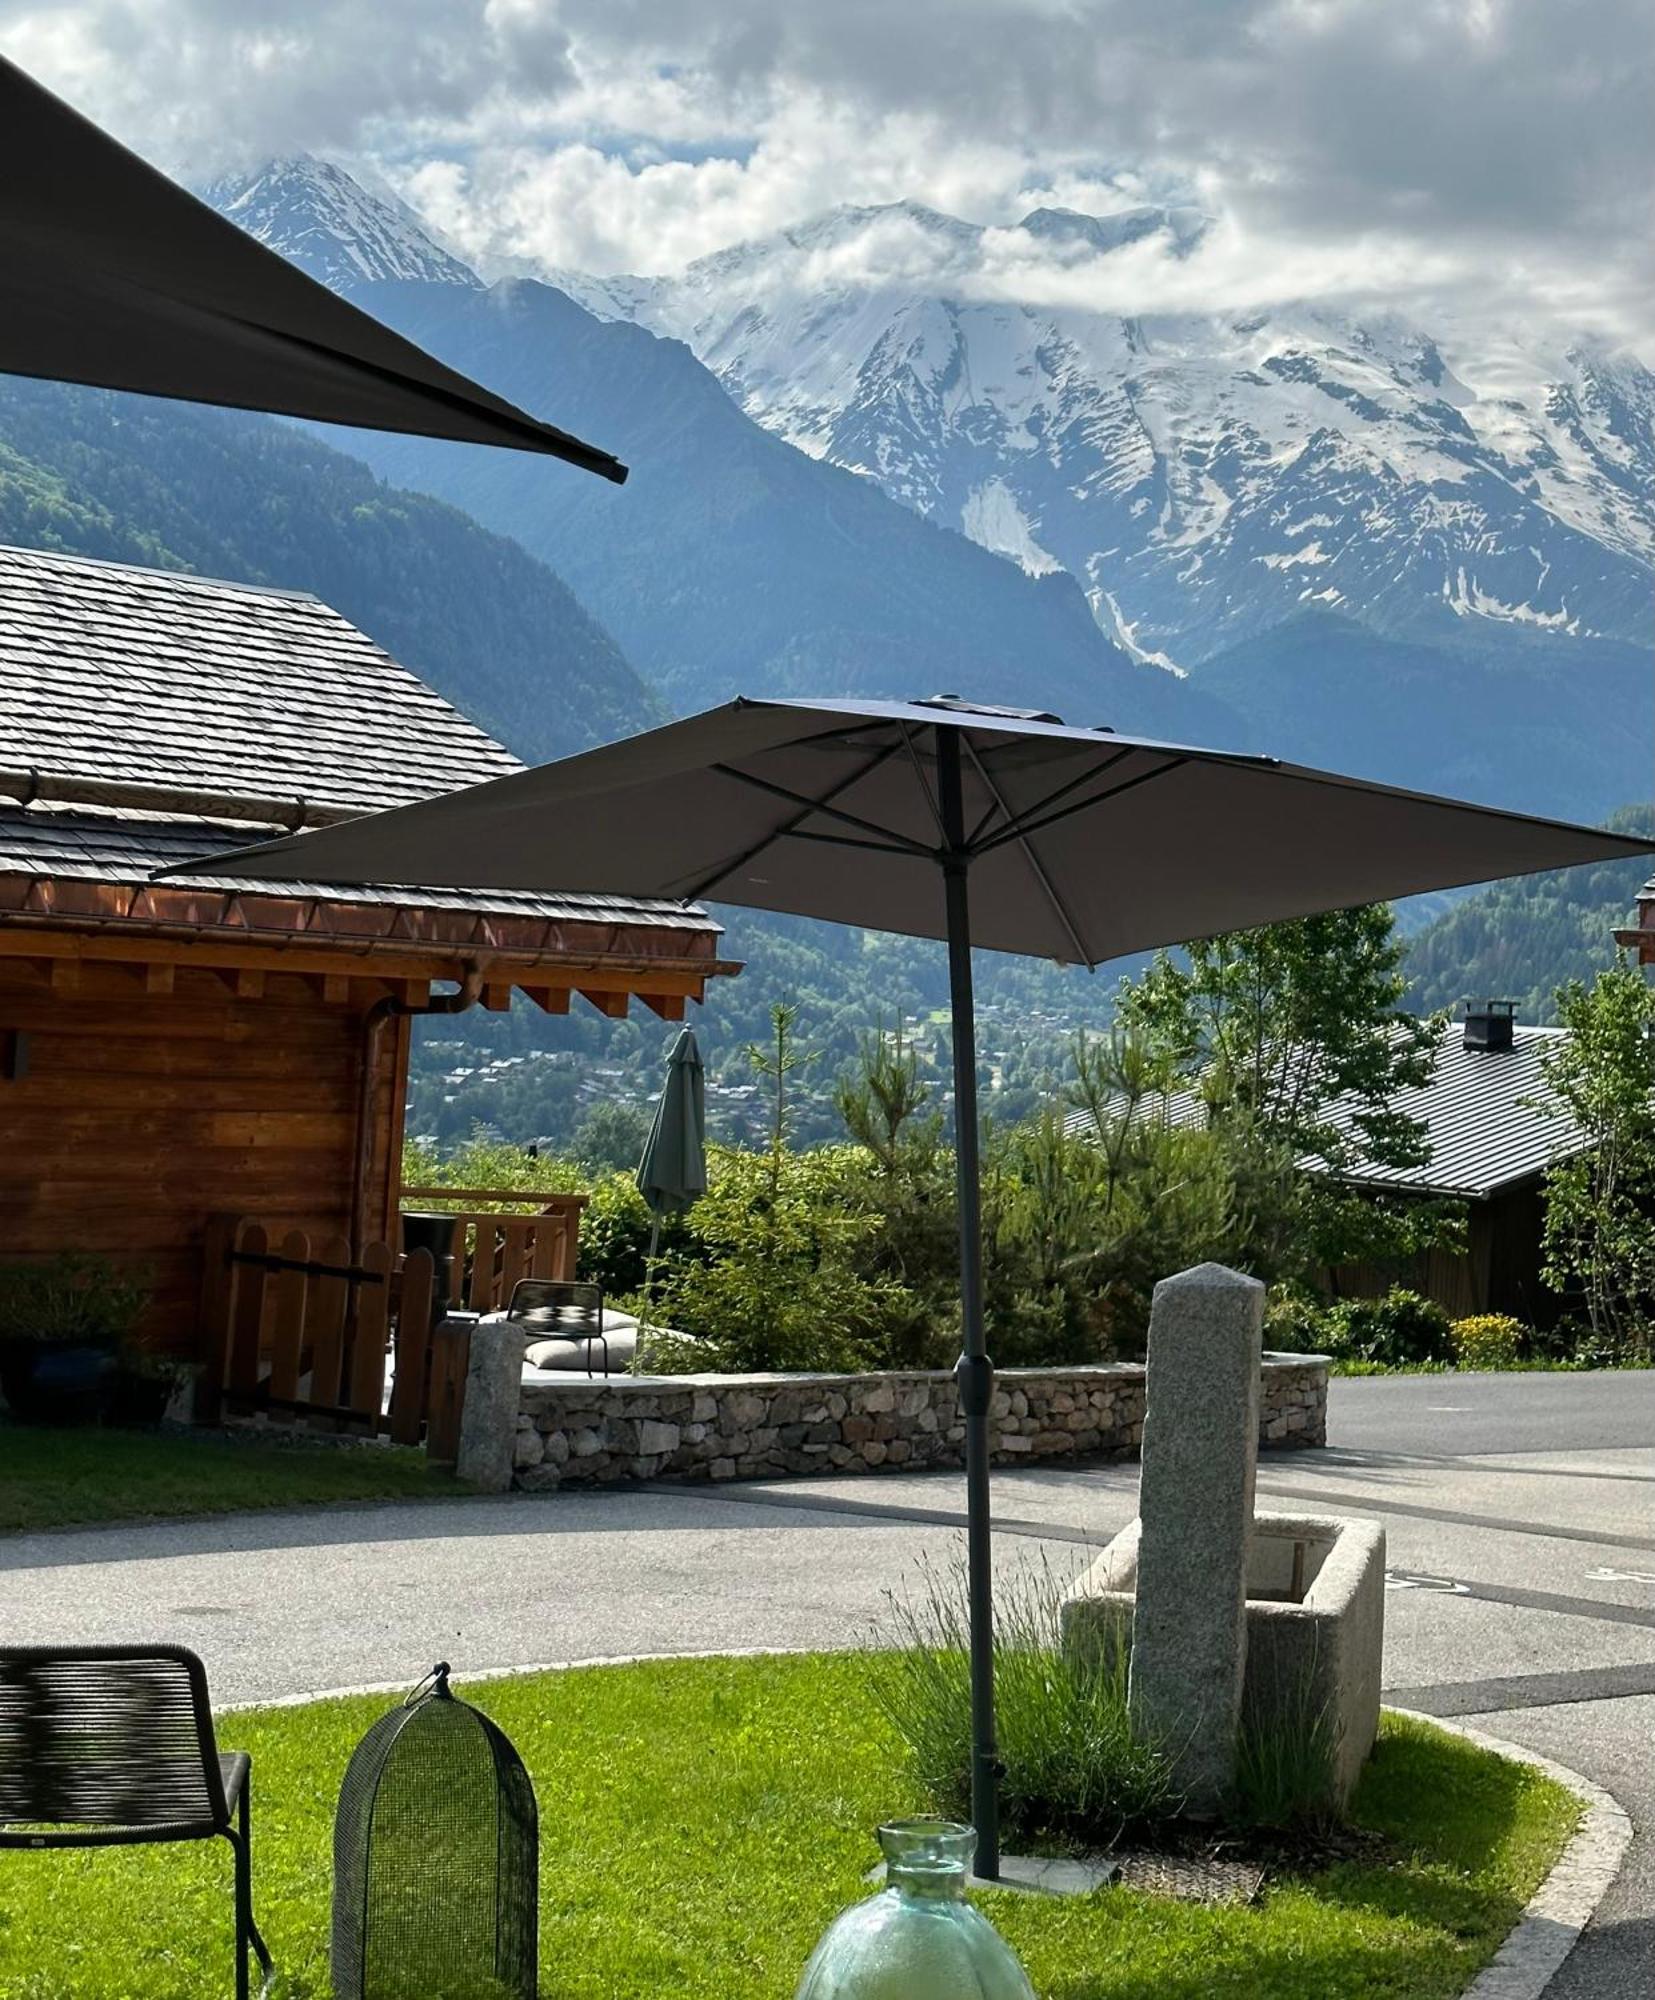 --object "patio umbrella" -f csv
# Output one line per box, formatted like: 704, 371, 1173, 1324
635, 1027, 709, 1359
637, 1027, 709, 1224
0, 57, 626, 480
187, 692, 1655, 1875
